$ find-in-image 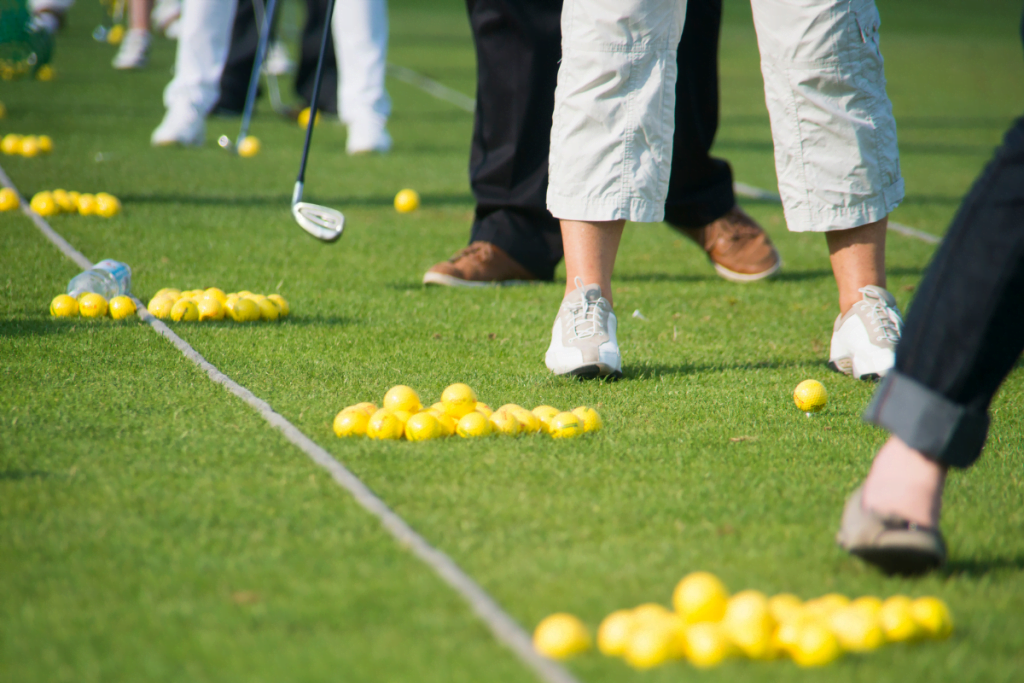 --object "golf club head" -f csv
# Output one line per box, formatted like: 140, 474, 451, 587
292, 201, 344, 242
217, 135, 237, 154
